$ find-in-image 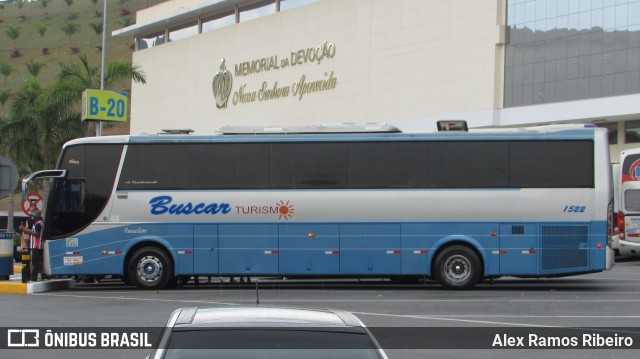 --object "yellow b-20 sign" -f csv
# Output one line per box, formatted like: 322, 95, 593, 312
82, 89, 128, 122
